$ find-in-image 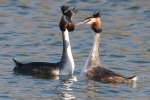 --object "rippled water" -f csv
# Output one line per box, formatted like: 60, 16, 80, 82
0, 0, 150, 99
